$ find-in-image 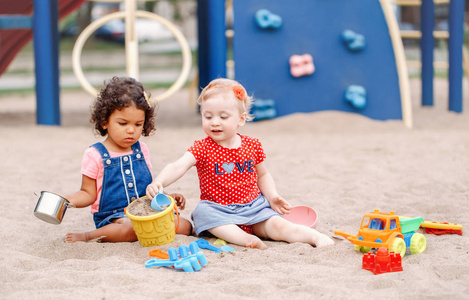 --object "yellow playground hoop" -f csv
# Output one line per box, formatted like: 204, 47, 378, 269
72, 10, 192, 102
